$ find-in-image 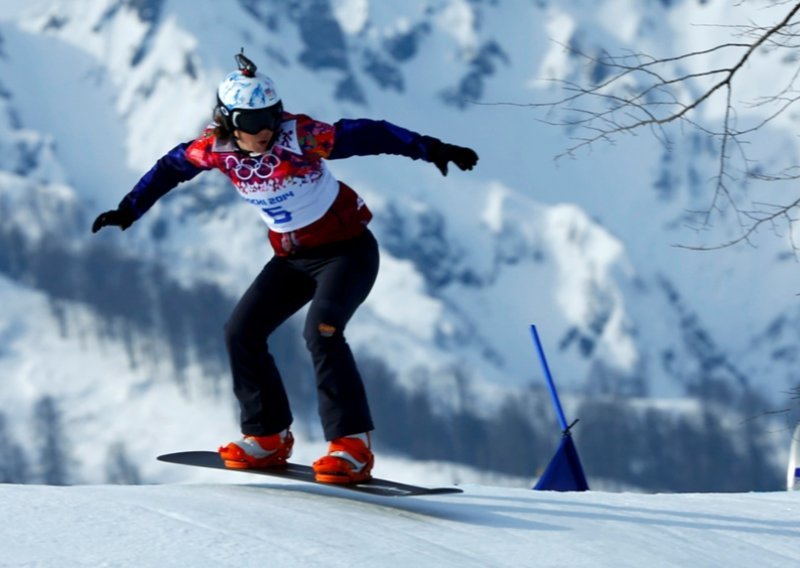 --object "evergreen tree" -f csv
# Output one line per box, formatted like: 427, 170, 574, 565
33, 395, 73, 485
105, 442, 142, 485
0, 413, 30, 483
